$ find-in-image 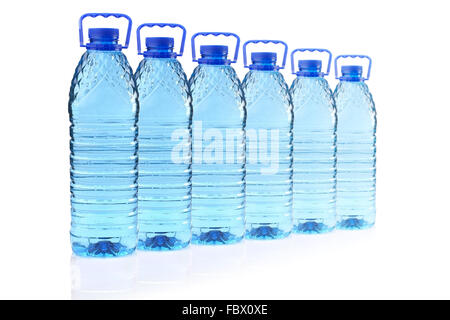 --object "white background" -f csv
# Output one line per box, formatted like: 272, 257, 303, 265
0, 0, 449, 299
